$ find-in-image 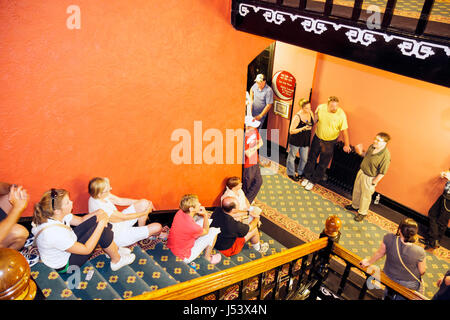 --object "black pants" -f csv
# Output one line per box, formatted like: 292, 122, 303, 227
427, 195, 450, 243
303, 135, 337, 184
66, 216, 114, 269
243, 164, 263, 204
